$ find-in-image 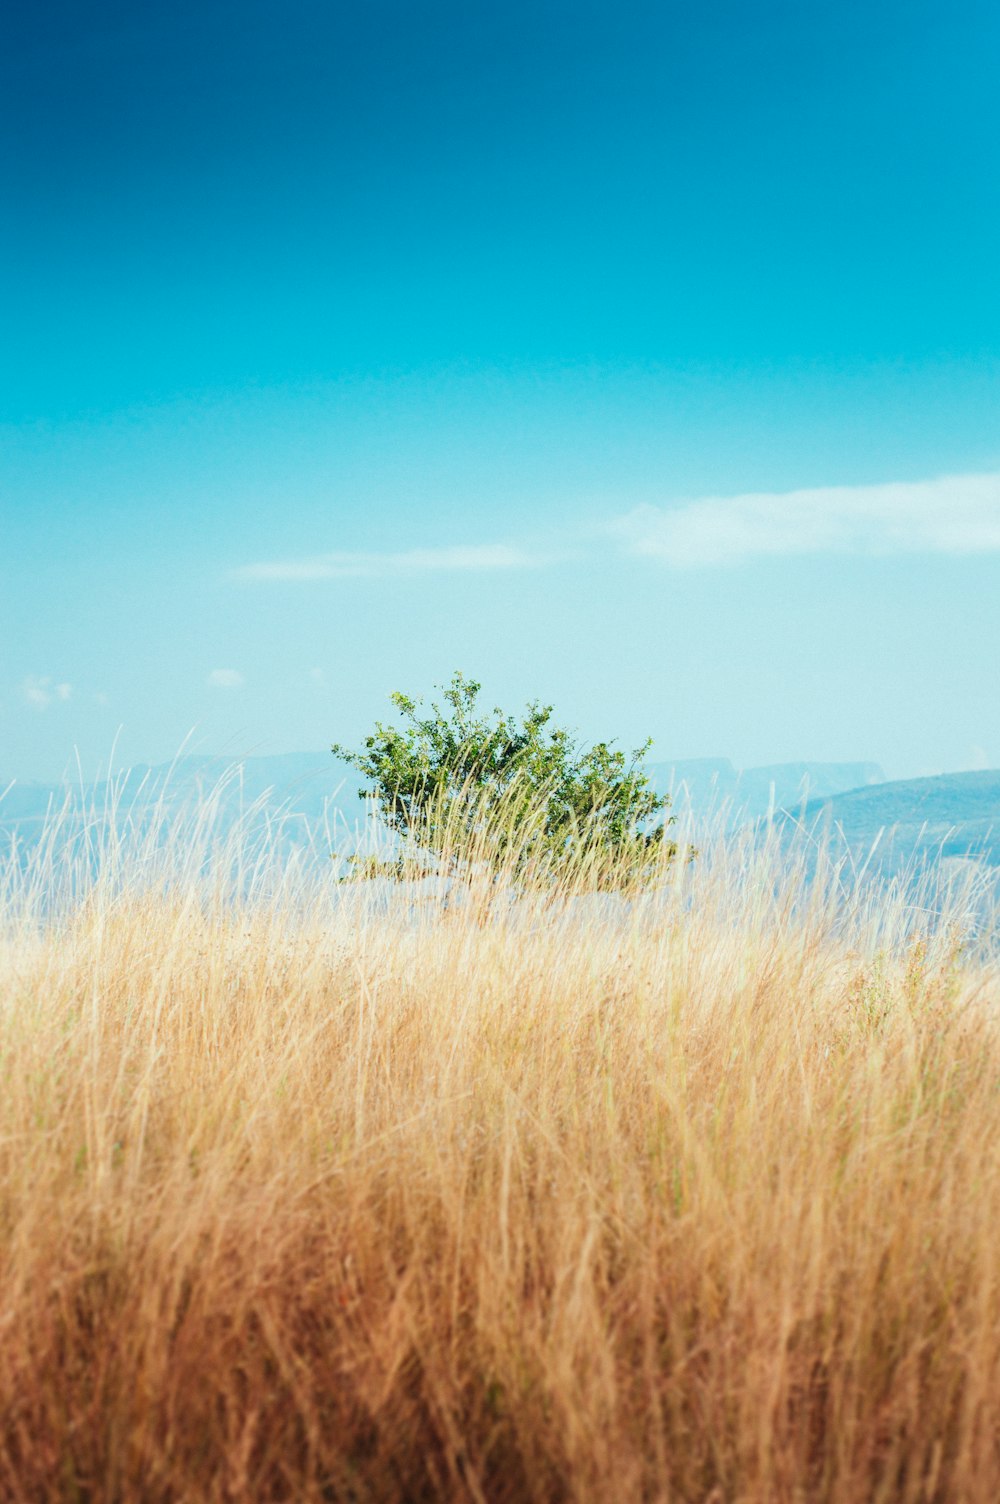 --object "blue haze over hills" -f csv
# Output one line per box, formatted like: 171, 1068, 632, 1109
647, 759, 886, 817
773, 770, 1000, 876
3, 754, 998, 878
1, 753, 883, 839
